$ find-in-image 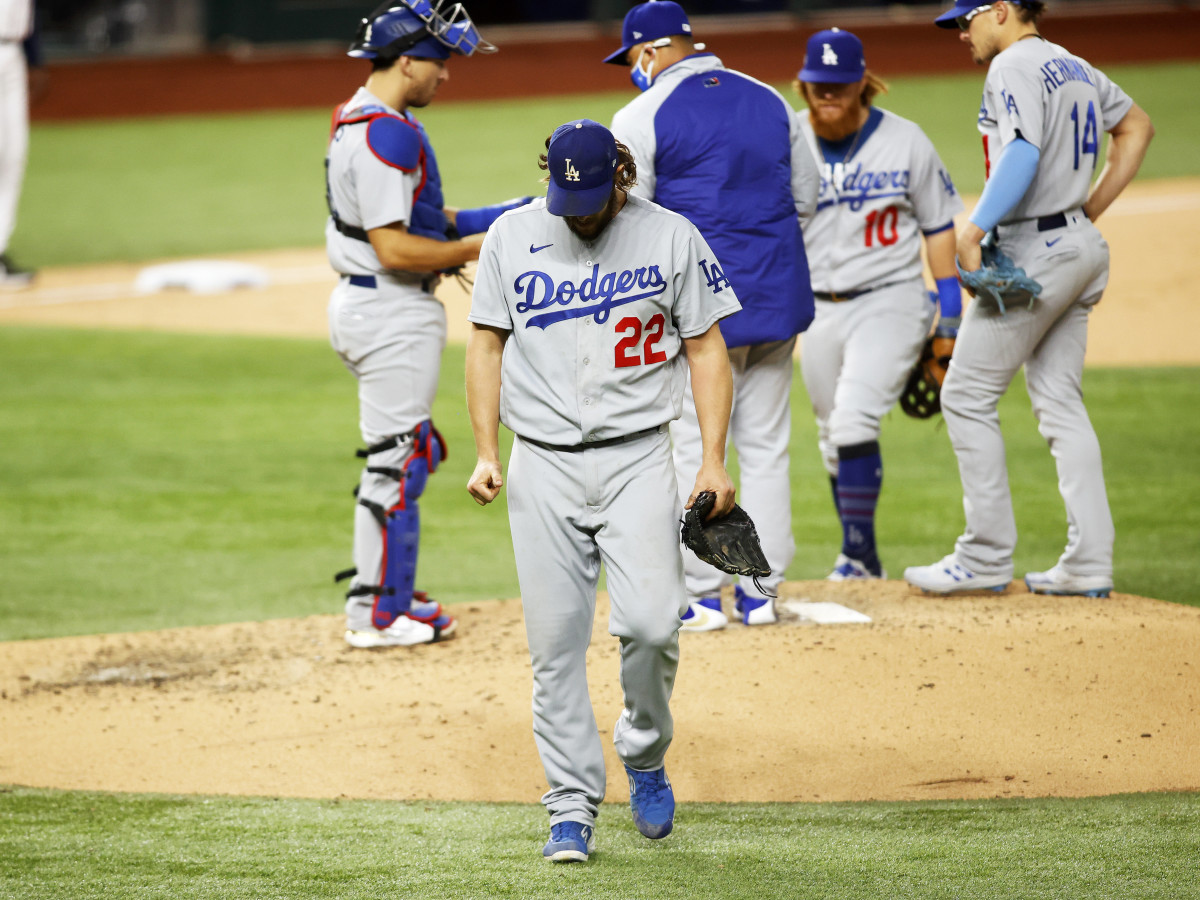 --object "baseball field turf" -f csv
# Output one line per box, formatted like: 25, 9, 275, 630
2, 61, 1198, 899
